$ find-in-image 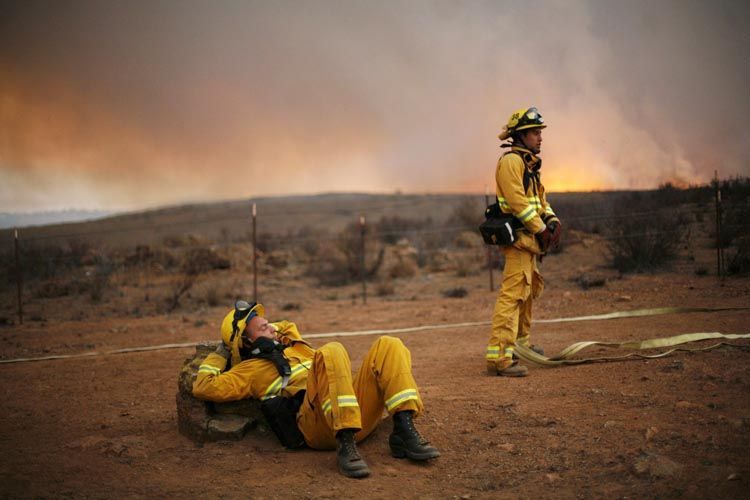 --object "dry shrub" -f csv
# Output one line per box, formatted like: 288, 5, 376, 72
389, 258, 417, 279
86, 258, 115, 302
163, 233, 210, 248
727, 237, 750, 275
35, 279, 75, 299
607, 213, 684, 273
375, 279, 395, 297
182, 248, 231, 275
376, 215, 432, 245
265, 250, 289, 269
125, 245, 178, 270
306, 223, 385, 286
454, 231, 481, 249
164, 247, 229, 311
455, 255, 480, 277
442, 287, 468, 298
203, 283, 222, 307
449, 198, 484, 231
